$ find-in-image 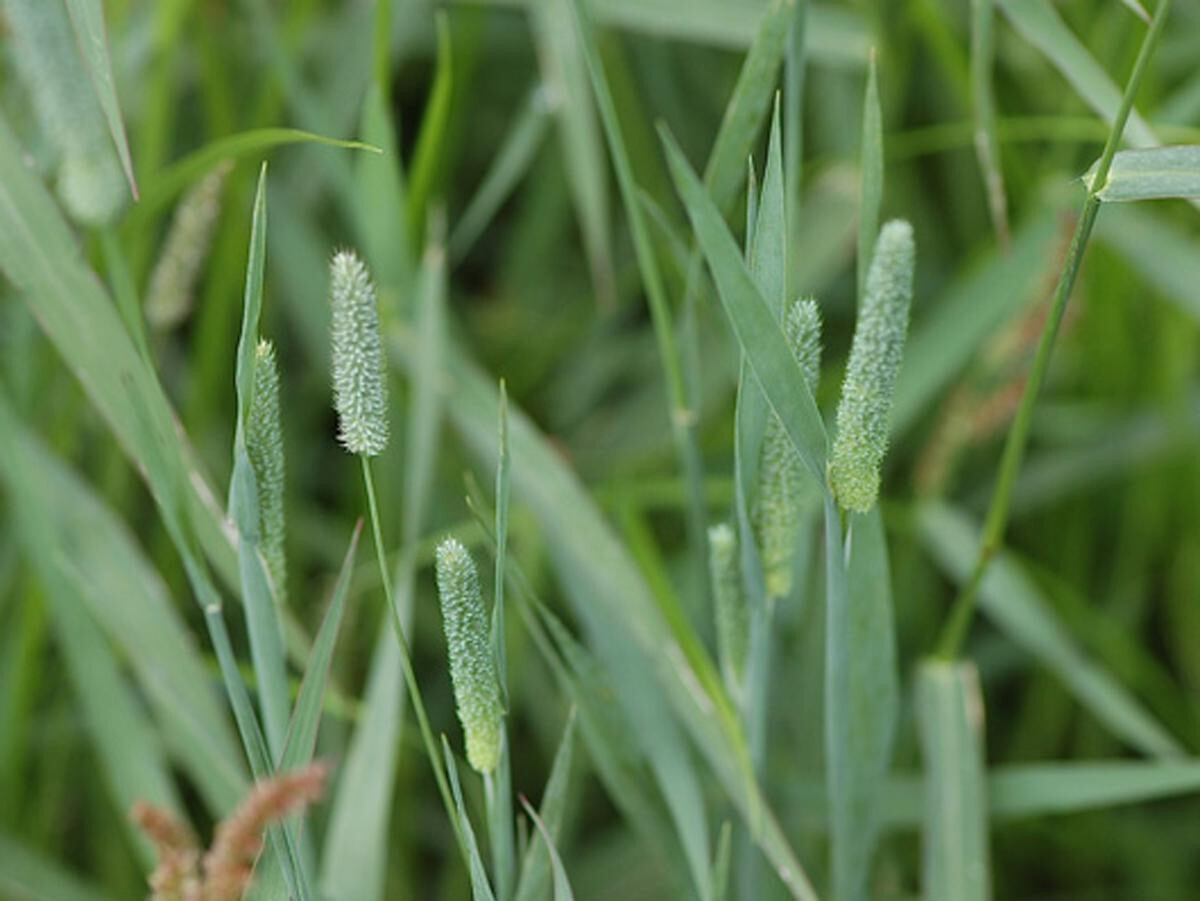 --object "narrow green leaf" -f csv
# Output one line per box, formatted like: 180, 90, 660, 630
1084, 145, 1200, 201
514, 712, 577, 901
130, 128, 380, 225
533, 0, 614, 306
918, 502, 1182, 757
996, 0, 1156, 147
517, 796, 576, 901
63, 0, 138, 199
357, 83, 415, 300
970, 0, 1010, 247
825, 503, 898, 901
443, 738, 500, 901
280, 524, 362, 768
916, 660, 992, 901
451, 84, 552, 261
661, 127, 829, 486
857, 50, 882, 302
407, 13, 455, 237
229, 165, 291, 759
